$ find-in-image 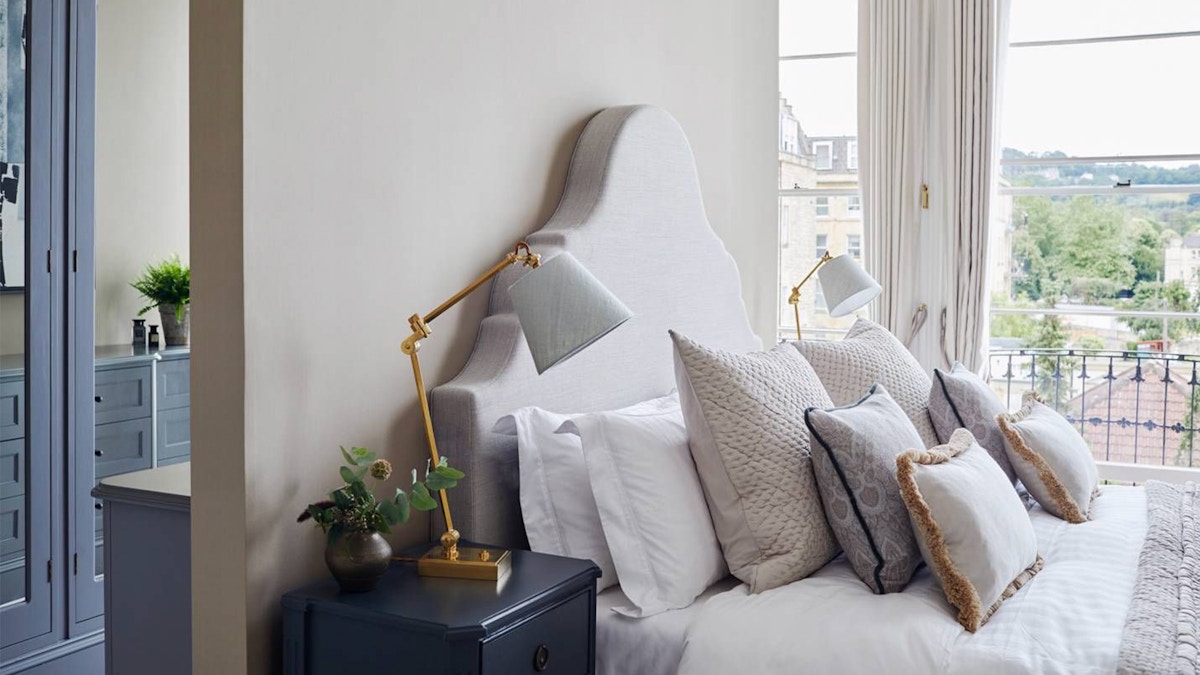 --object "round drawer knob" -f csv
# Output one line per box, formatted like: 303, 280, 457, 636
95, 503, 103, 510
533, 644, 550, 671
95, 449, 104, 457
95, 395, 103, 403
